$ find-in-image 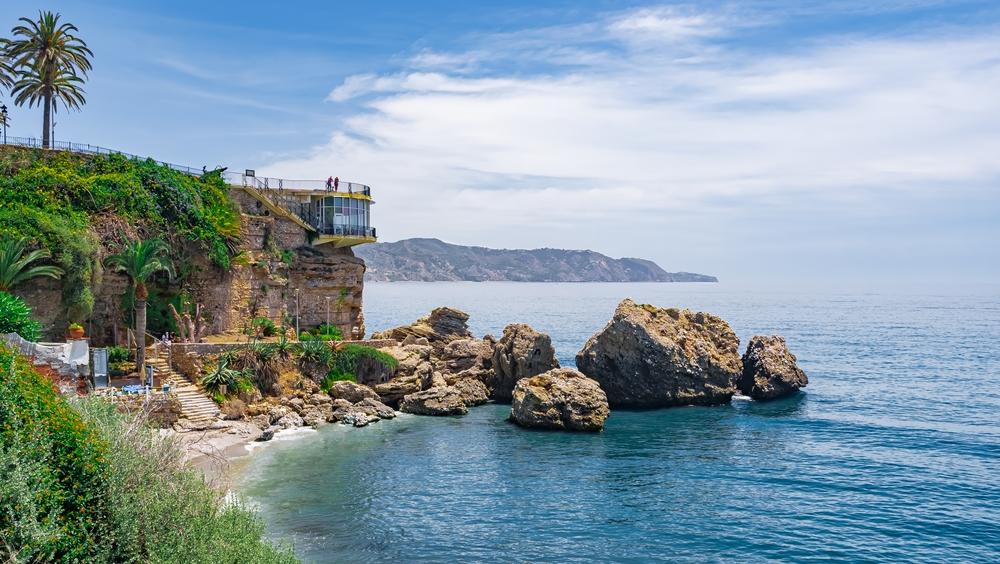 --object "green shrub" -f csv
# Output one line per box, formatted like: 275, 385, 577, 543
201, 359, 244, 393
300, 324, 342, 341
320, 370, 357, 391
250, 316, 278, 337
298, 339, 333, 366
107, 346, 130, 364
0, 291, 41, 341
330, 344, 398, 377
